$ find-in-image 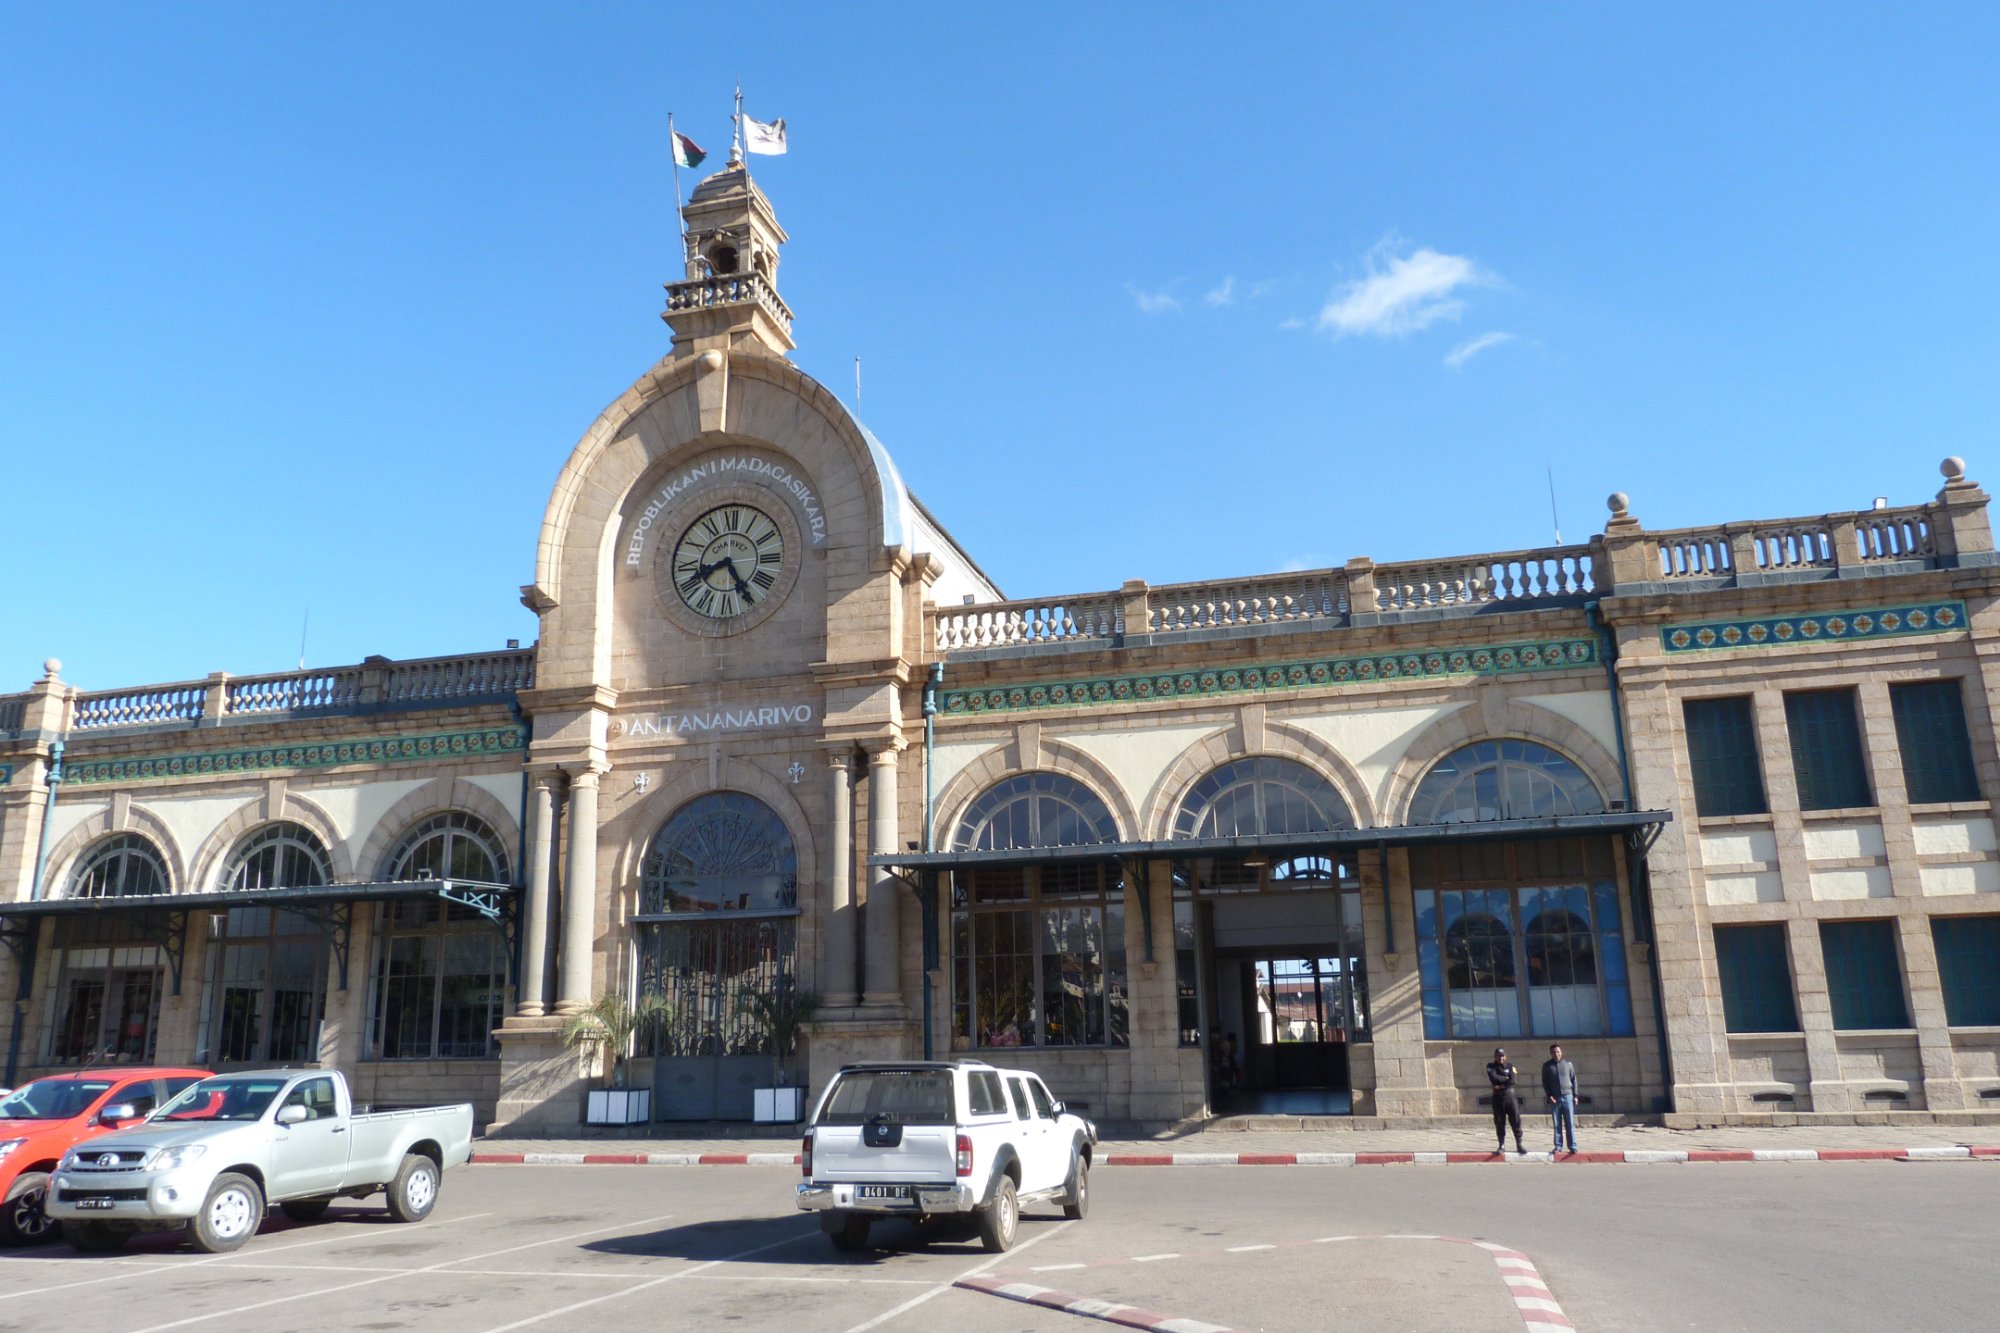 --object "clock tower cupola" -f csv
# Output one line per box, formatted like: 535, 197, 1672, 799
663, 159, 795, 357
